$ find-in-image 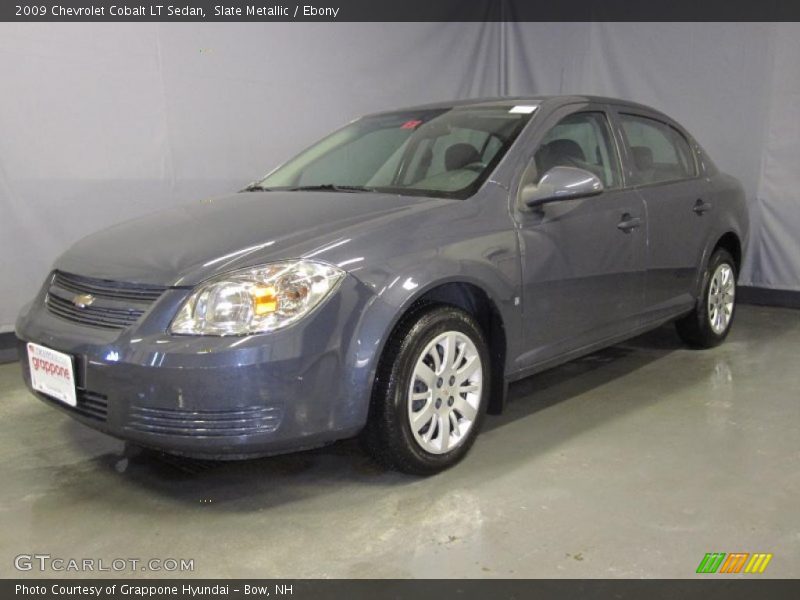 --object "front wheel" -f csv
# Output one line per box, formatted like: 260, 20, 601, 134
675, 248, 737, 348
361, 305, 490, 475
